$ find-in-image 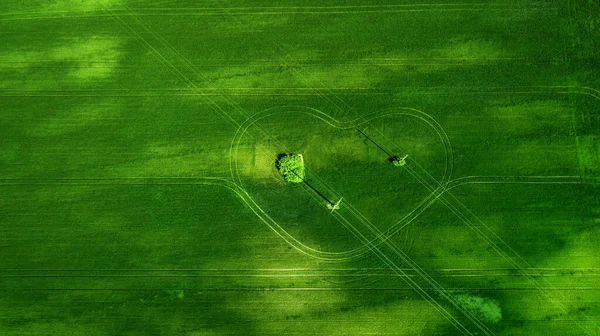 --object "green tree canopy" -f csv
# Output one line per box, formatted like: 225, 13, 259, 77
276, 153, 305, 183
